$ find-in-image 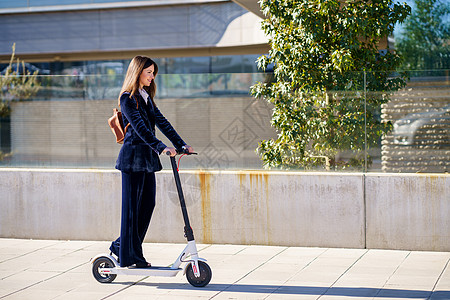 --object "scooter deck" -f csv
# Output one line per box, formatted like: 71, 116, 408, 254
100, 266, 182, 277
